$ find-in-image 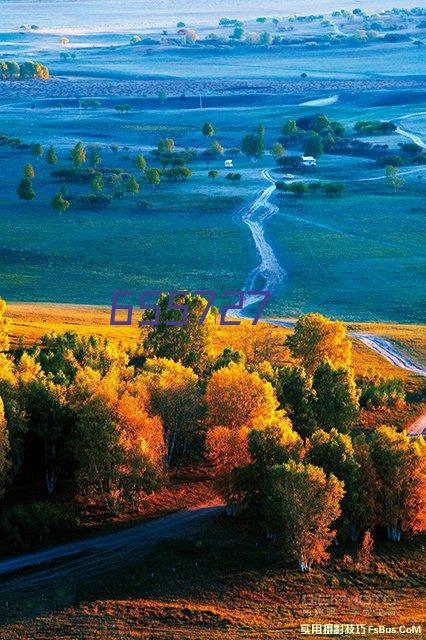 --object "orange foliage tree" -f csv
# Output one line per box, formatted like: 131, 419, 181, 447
205, 362, 278, 430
